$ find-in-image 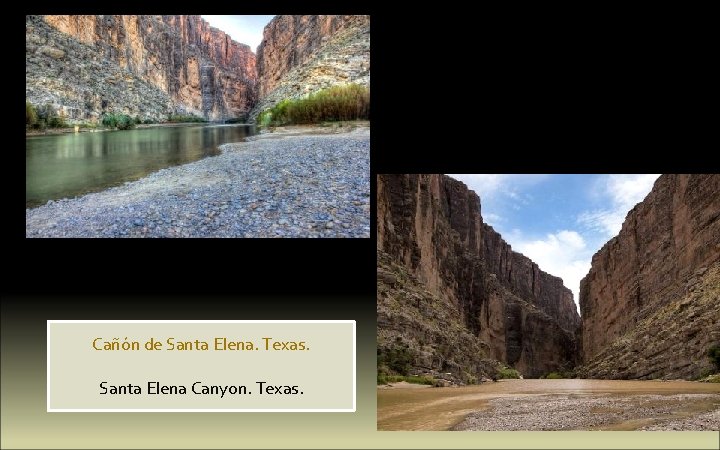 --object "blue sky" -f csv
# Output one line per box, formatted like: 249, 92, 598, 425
448, 174, 660, 313
201, 16, 275, 53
